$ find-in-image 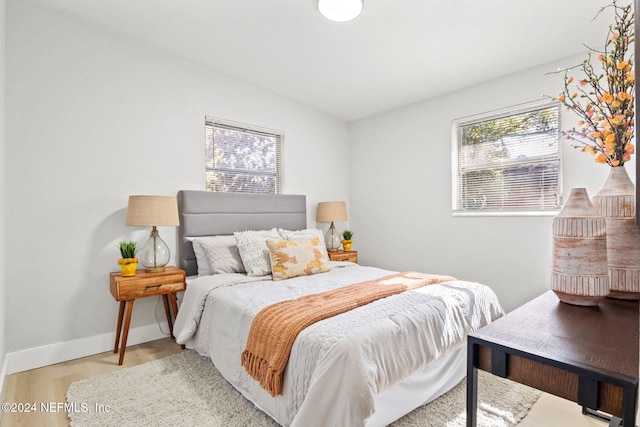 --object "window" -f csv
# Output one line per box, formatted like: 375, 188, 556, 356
452, 101, 561, 215
205, 118, 283, 194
